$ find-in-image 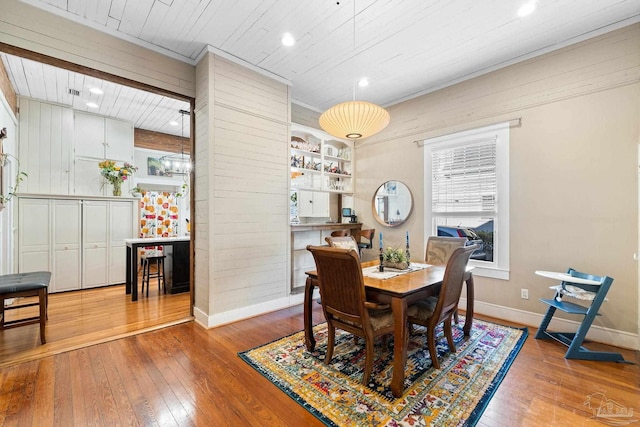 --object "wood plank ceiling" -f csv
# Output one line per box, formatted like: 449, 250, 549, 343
6, 0, 640, 136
